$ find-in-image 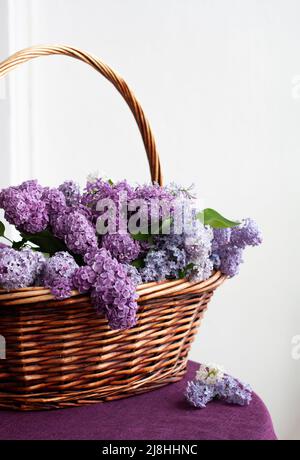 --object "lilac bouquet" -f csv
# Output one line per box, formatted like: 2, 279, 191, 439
0, 177, 262, 330
185, 363, 252, 408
